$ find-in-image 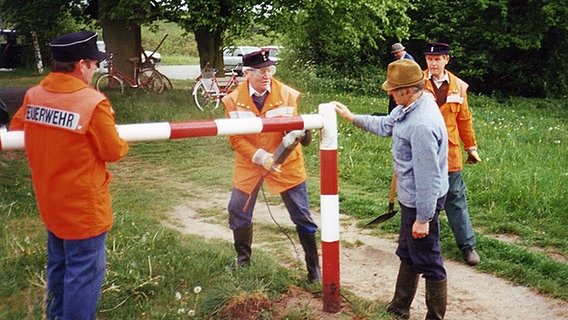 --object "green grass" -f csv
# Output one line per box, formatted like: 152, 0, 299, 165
161, 55, 199, 65
1, 66, 567, 319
